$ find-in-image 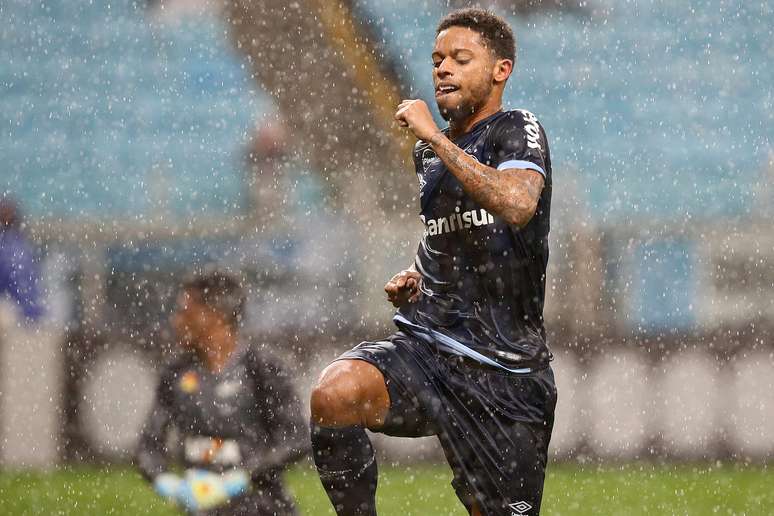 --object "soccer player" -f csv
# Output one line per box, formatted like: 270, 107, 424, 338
135, 270, 306, 515
310, 8, 556, 516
